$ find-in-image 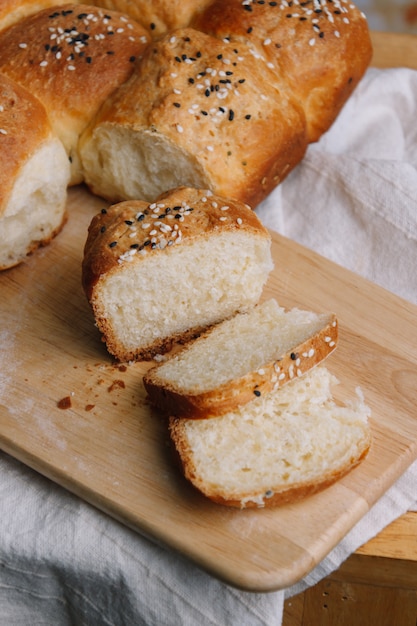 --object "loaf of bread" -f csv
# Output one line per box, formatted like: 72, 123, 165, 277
0, 74, 70, 269
191, 0, 373, 142
144, 298, 338, 418
169, 366, 371, 508
82, 187, 273, 361
79, 25, 308, 207
0, 0, 371, 269
79, 0, 371, 206
0, 3, 151, 184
